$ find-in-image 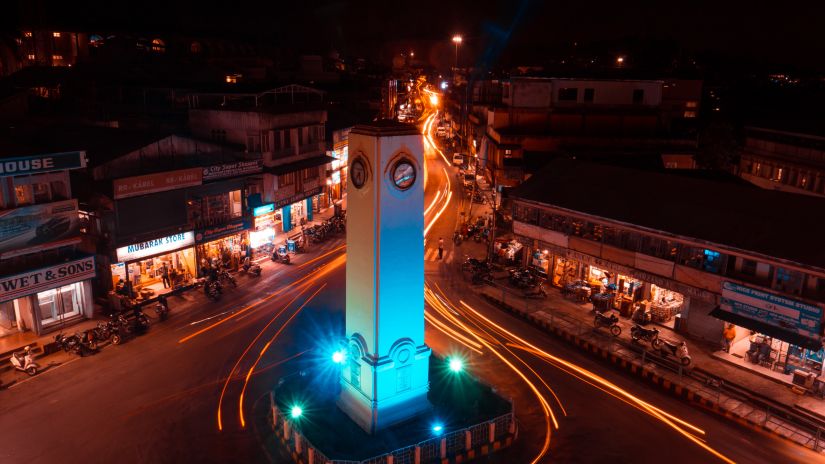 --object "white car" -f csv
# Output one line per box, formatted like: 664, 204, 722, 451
452, 153, 464, 166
